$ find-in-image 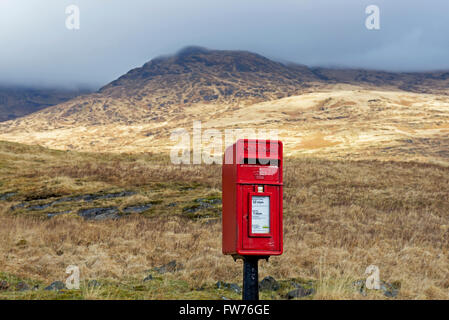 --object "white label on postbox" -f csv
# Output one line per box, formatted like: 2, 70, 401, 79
251, 196, 270, 234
